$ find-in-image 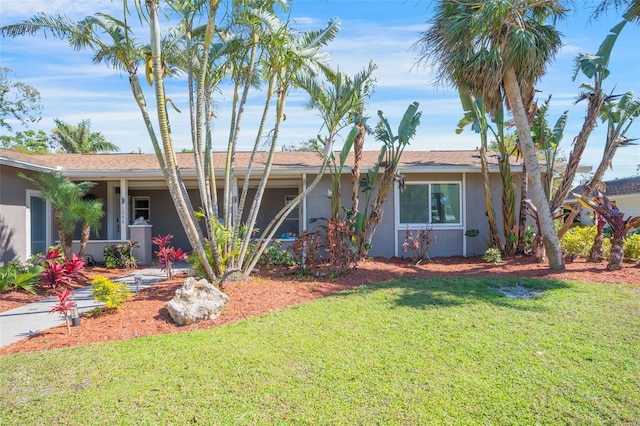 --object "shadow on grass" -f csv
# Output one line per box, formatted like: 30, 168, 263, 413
334, 276, 571, 311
